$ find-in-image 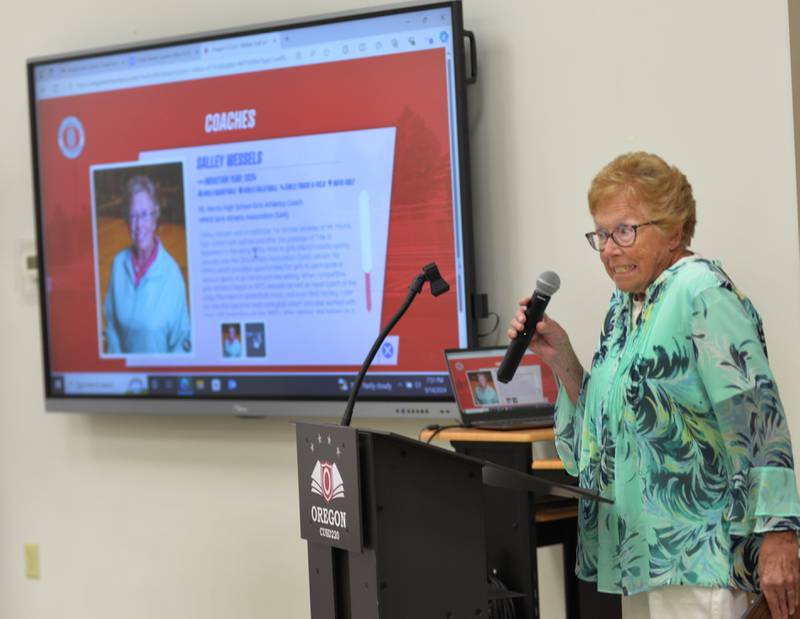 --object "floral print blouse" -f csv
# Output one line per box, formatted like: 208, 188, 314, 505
555, 257, 800, 595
